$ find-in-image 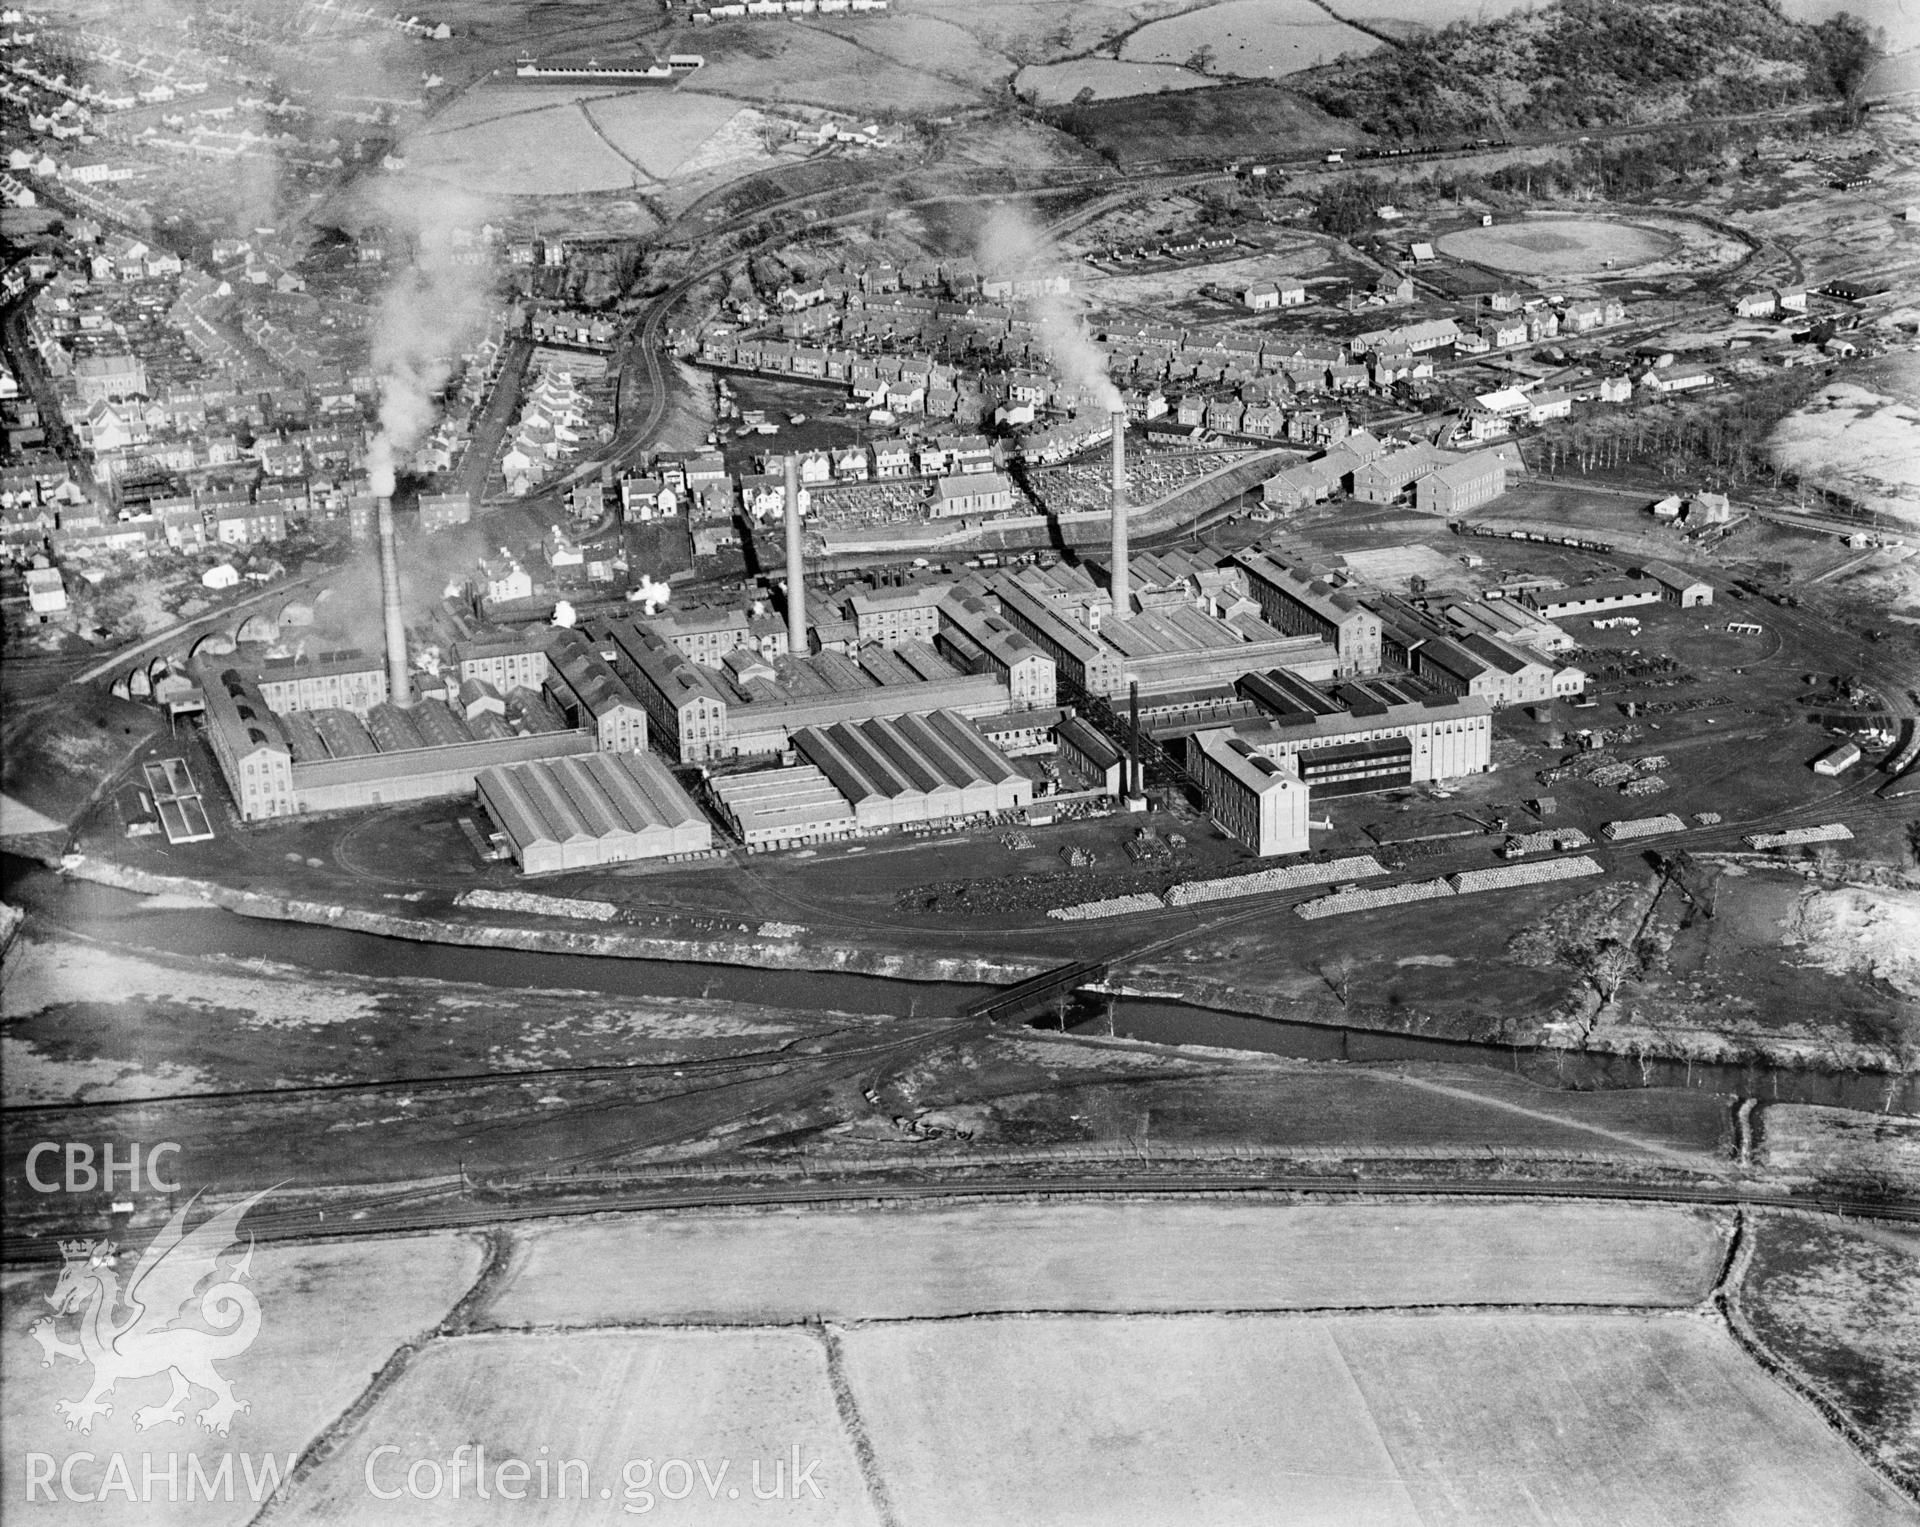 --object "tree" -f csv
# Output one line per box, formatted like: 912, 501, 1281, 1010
1317, 954, 1357, 1007
1582, 941, 1639, 1008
